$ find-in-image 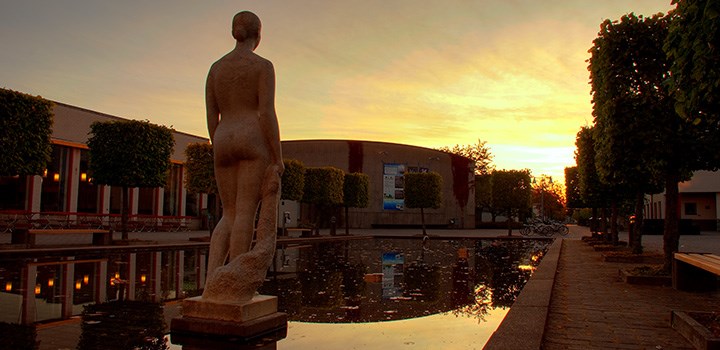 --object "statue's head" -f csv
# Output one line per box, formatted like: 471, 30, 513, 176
232, 11, 261, 48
